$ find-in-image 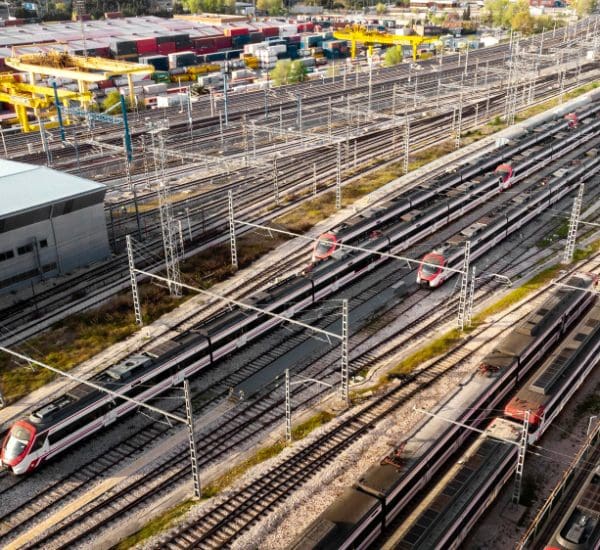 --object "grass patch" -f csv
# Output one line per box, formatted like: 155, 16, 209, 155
537, 220, 569, 248
118, 410, 335, 548
0, 233, 289, 406
0, 285, 181, 404
385, 328, 464, 381
472, 265, 561, 324
572, 237, 600, 262
115, 500, 195, 550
